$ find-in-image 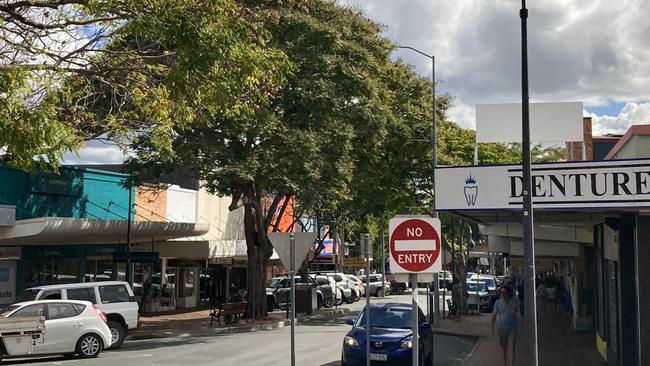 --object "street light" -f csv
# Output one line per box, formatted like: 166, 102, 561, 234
396, 46, 437, 219
396, 45, 438, 366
